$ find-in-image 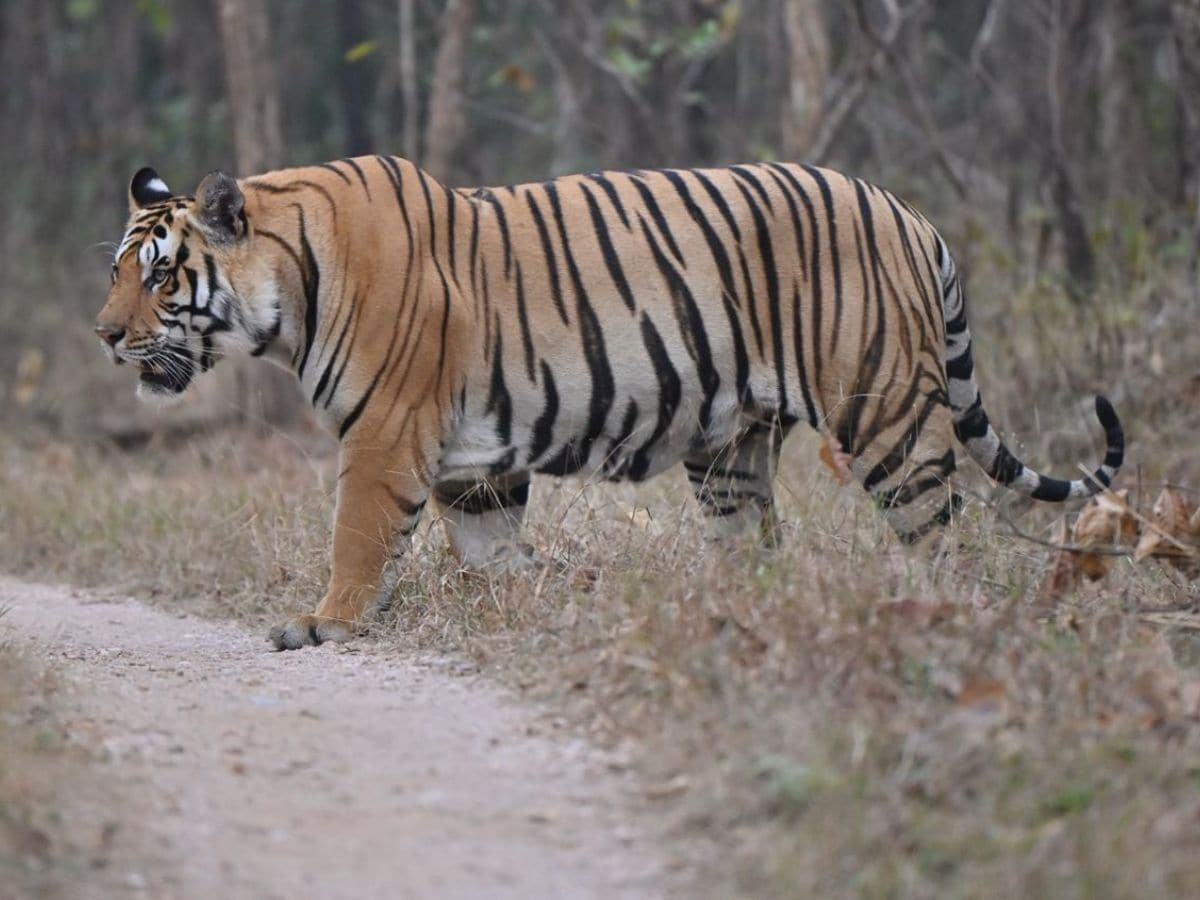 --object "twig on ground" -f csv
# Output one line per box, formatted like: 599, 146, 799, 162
957, 484, 1131, 557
